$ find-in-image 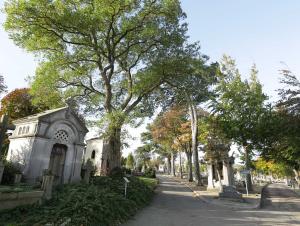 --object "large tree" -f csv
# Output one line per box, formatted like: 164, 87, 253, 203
211, 55, 268, 190
4, 0, 188, 172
